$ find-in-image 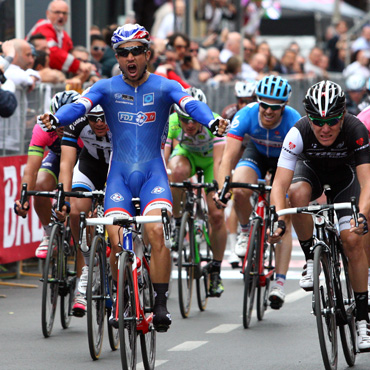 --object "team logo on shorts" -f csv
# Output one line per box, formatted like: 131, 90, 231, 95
151, 186, 165, 194
143, 93, 154, 105
110, 193, 124, 202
